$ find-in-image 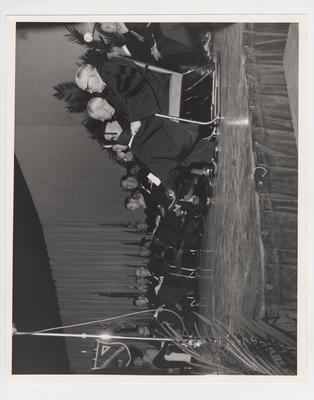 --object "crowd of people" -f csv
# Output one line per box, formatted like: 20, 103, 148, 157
55, 22, 219, 372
